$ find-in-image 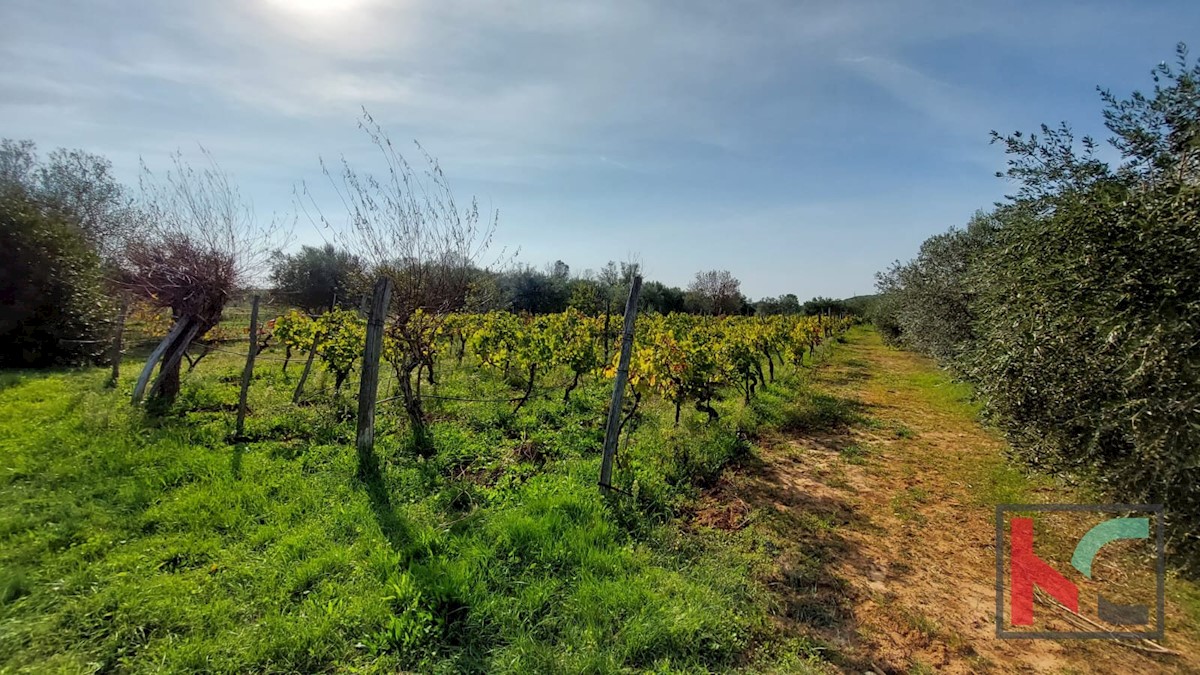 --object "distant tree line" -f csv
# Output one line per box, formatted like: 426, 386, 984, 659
871, 44, 1200, 564
267, 245, 856, 321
